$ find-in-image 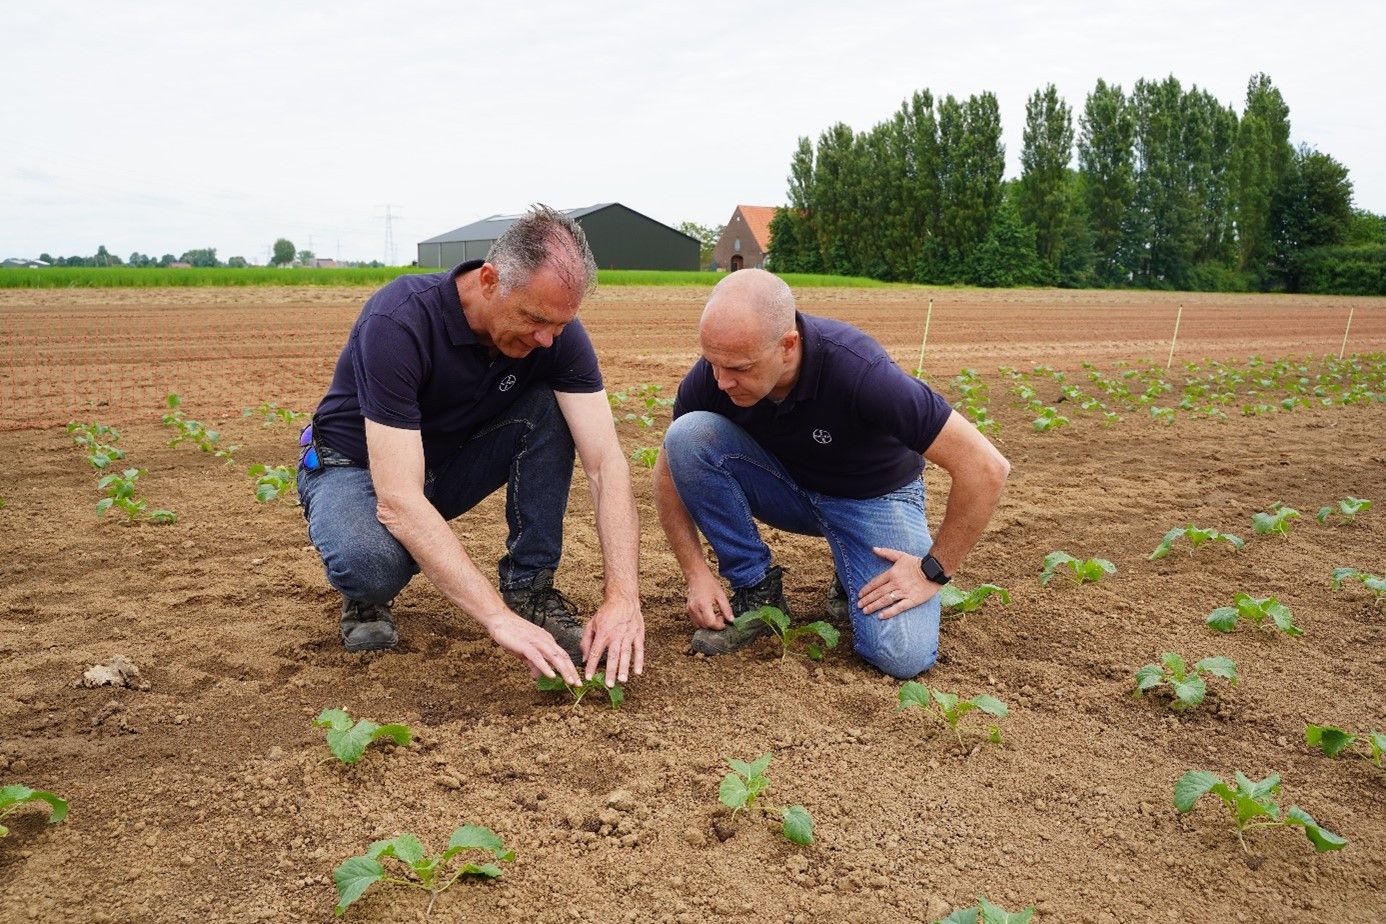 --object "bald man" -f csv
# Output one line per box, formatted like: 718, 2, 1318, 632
652, 269, 1009, 678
